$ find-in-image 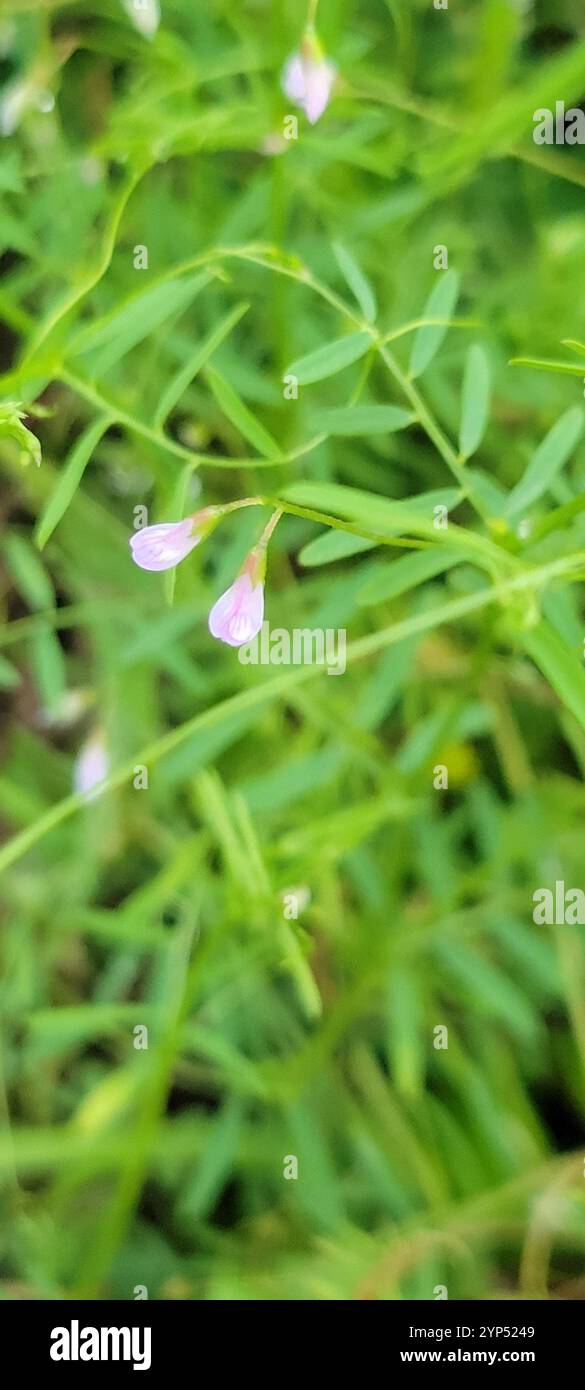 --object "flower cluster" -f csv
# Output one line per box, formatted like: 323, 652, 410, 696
130, 502, 279, 650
